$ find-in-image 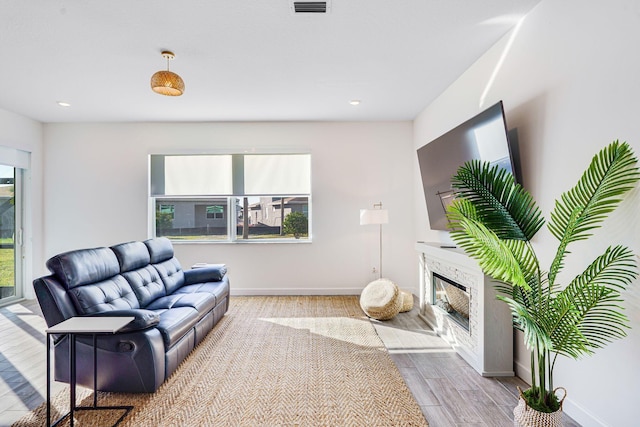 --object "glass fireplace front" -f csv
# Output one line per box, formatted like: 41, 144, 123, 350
432, 272, 470, 331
